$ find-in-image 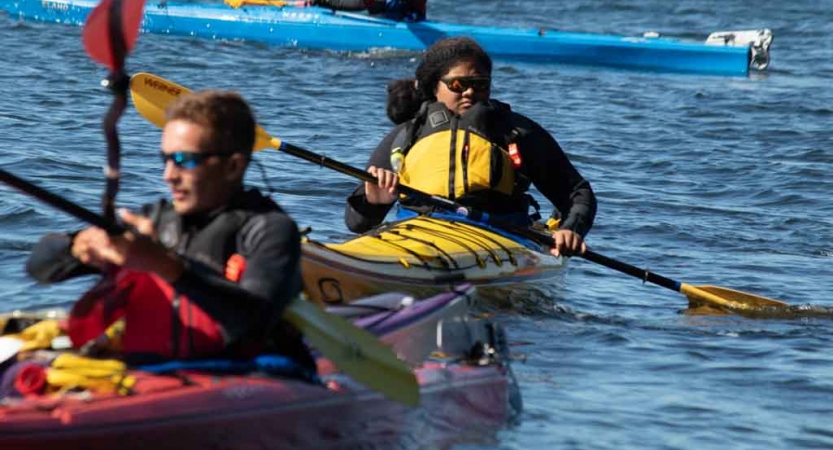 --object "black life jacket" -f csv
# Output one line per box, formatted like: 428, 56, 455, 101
152, 192, 309, 362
